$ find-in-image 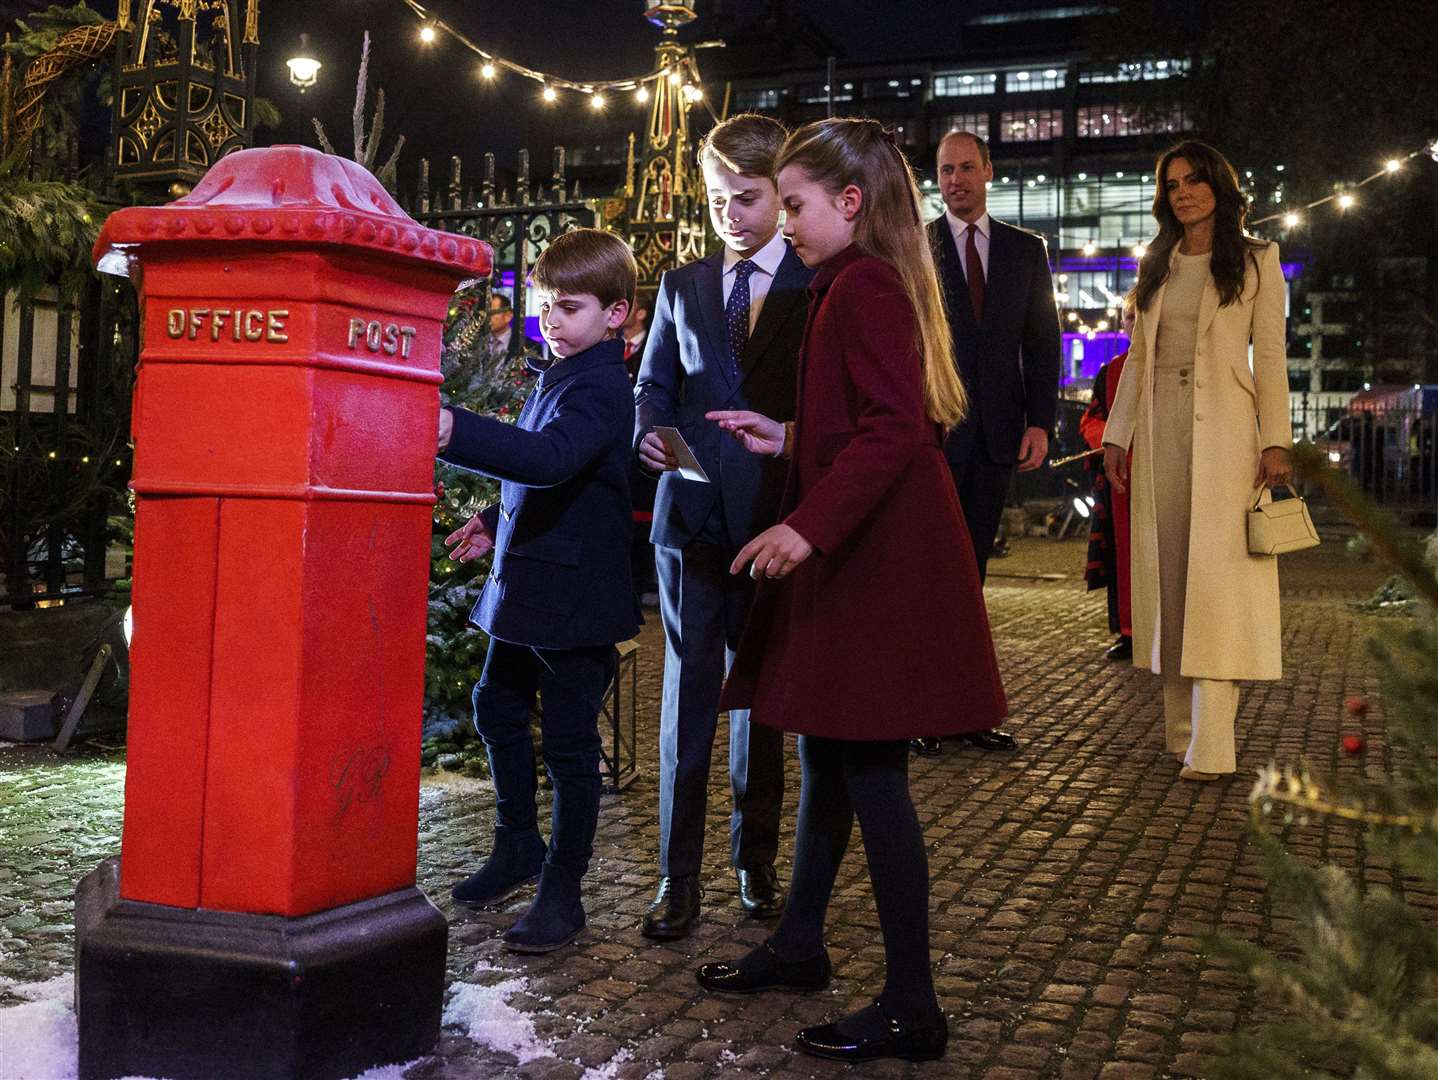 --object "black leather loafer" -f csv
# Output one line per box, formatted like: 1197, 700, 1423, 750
640, 875, 700, 940
909, 737, 942, 756
696, 940, 832, 994
957, 729, 1018, 752
795, 1001, 947, 1063
1105, 635, 1133, 661
736, 865, 785, 919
